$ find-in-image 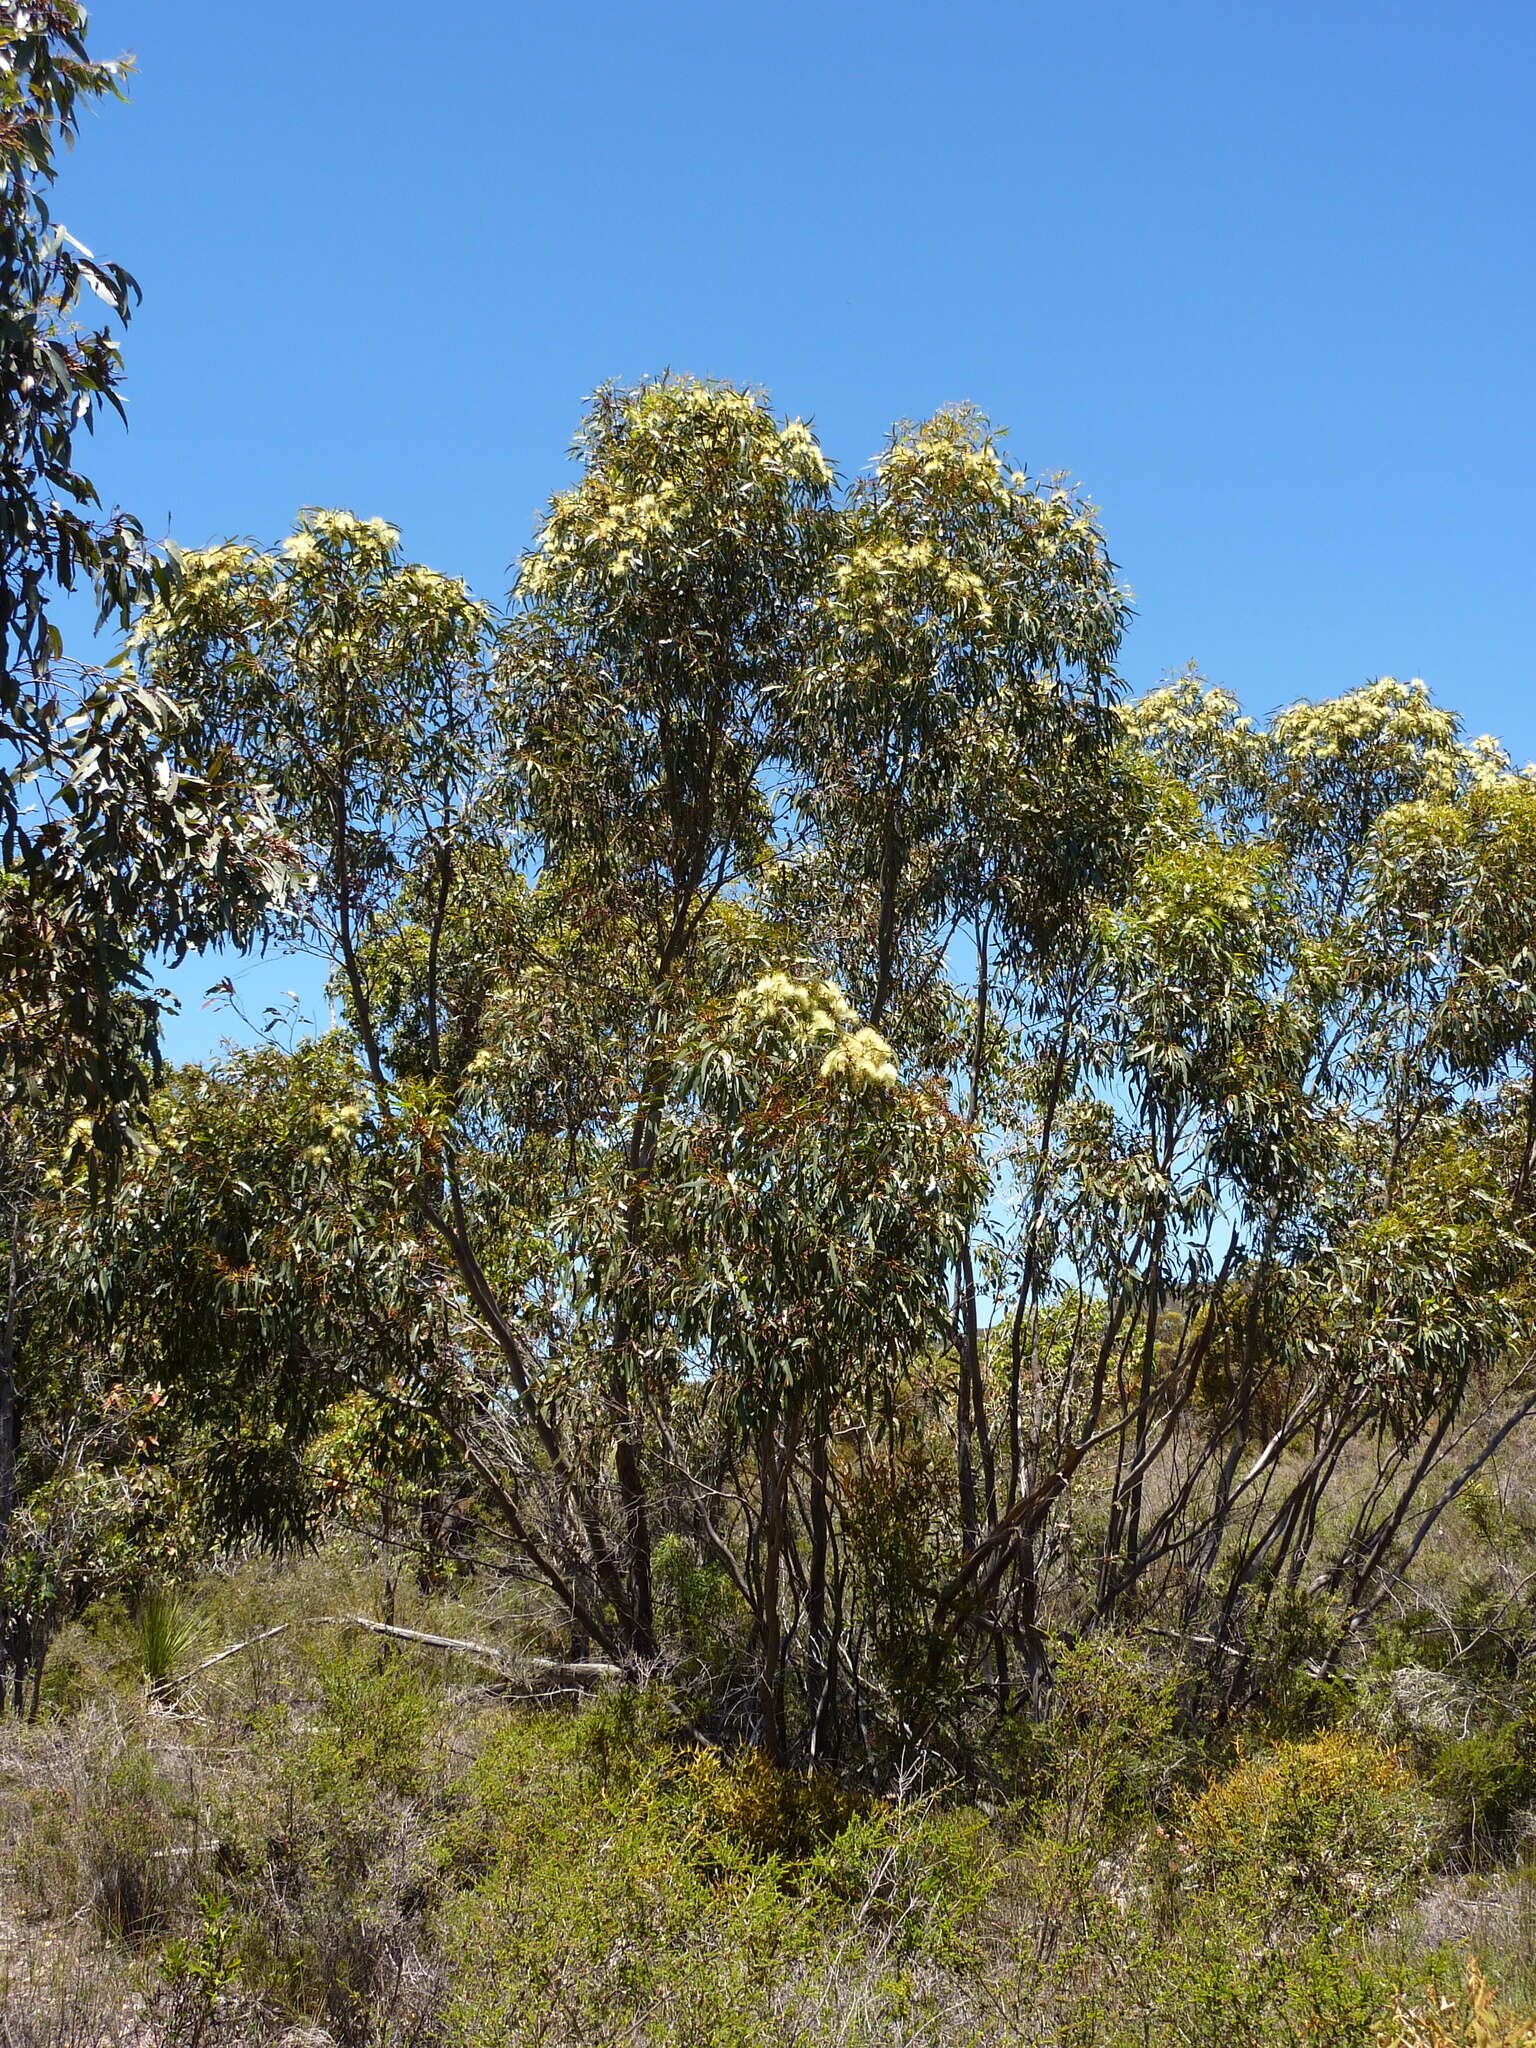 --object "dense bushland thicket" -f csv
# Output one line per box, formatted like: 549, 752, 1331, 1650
6, 7, 1536, 2043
